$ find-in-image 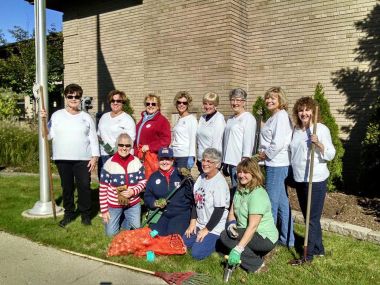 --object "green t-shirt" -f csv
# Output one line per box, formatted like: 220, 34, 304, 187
233, 186, 279, 244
